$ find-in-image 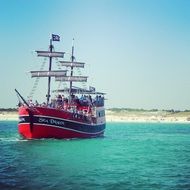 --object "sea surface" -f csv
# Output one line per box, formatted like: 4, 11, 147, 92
0, 121, 190, 190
